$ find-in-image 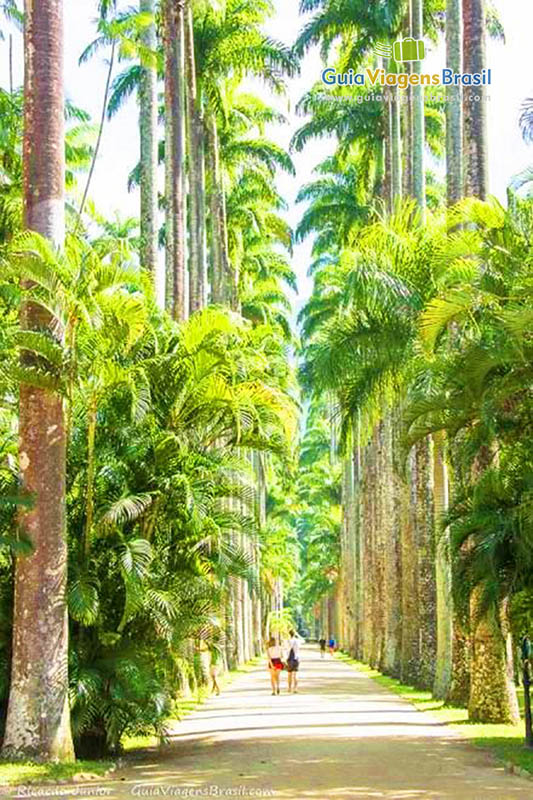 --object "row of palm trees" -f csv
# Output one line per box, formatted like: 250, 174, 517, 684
295, 0, 532, 728
0, 0, 299, 761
